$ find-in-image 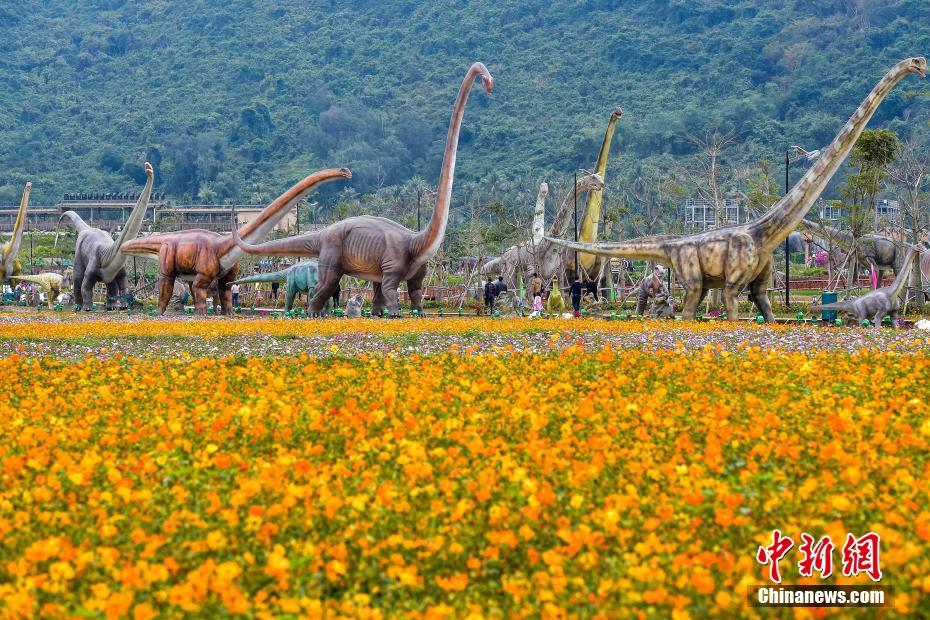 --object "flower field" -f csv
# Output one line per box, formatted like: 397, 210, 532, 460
2, 315, 930, 617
